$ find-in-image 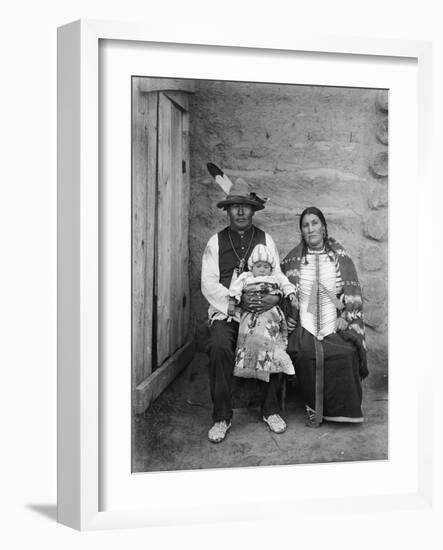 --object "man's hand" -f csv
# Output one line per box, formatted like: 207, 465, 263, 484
287, 316, 297, 333
241, 293, 280, 313
336, 317, 348, 331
